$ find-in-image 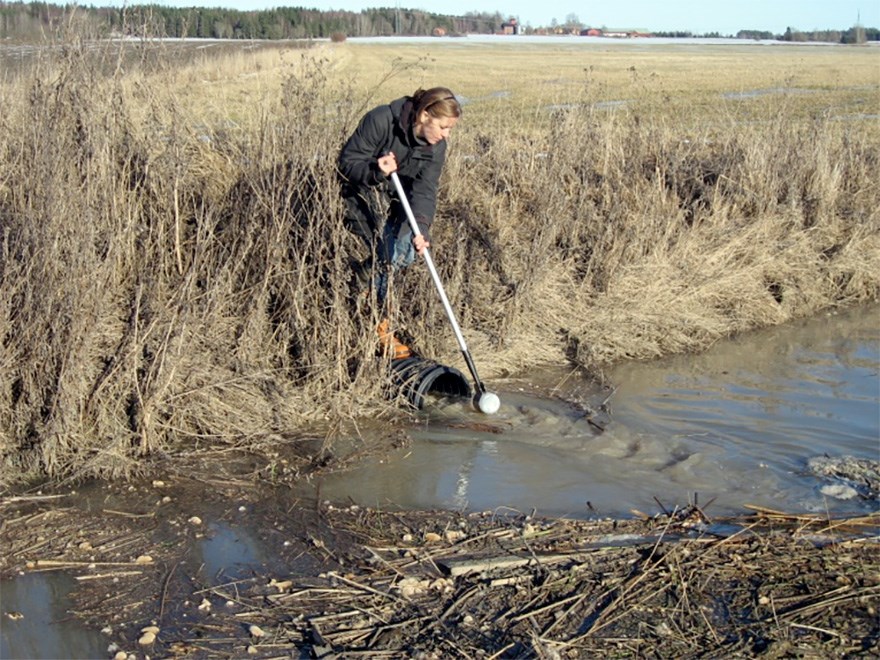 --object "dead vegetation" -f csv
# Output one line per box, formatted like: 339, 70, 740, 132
2, 487, 877, 658
0, 30, 878, 485
249, 506, 879, 658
